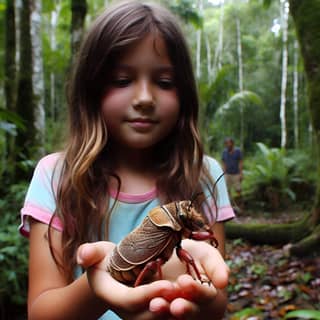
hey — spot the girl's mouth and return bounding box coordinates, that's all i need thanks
[127,118,157,131]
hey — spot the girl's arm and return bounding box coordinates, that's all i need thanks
[28,220,108,320]
[28,220,176,320]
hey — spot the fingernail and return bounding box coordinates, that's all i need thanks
[77,245,88,265]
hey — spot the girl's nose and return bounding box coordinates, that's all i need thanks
[132,79,154,110]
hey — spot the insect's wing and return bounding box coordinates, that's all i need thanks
[149,204,182,231]
[117,216,178,265]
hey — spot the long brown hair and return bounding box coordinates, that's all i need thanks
[51,0,215,281]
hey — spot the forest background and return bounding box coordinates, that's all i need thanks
[0,0,319,319]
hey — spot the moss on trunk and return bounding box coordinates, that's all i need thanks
[289,224,320,256]
[225,213,311,245]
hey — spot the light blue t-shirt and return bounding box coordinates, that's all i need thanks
[20,153,234,320]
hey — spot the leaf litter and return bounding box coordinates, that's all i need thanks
[223,238,320,319]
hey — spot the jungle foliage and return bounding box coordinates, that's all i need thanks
[0,0,319,318]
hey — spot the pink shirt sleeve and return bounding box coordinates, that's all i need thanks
[19,153,64,237]
[204,156,235,222]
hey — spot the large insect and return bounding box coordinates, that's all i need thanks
[106,196,219,287]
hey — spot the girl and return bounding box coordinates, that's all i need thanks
[20,1,235,319]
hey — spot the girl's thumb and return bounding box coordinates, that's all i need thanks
[77,241,115,268]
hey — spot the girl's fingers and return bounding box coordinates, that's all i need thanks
[169,297,199,319]
[175,274,217,304]
[182,239,229,289]
[107,278,176,311]
[200,250,229,289]
[149,297,171,315]
[77,241,115,268]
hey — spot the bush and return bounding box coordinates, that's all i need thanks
[0,182,29,318]
[242,143,315,211]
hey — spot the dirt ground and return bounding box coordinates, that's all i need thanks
[224,208,320,319]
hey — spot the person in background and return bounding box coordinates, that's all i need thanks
[222,137,243,204]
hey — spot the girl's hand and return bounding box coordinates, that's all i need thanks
[154,239,229,320]
[77,241,176,320]
[154,274,228,320]
[77,239,229,320]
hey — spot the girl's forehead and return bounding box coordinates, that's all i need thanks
[117,33,171,63]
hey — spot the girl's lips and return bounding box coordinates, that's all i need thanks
[127,118,157,131]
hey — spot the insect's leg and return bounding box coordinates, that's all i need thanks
[190,231,219,248]
[134,258,165,287]
[176,245,202,282]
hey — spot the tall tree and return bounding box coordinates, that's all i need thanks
[279,0,289,148]
[15,0,33,171]
[195,0,203,79]
[49,1,62,120]
[236,16,244,150]
[4,0,17,174]
[30,0,45,156]
[4,0,16,113]
[212,1,224,77]
[71,0,87,62]
[15,0,45,178]
[288,0,320,254]
[292,39,299,148]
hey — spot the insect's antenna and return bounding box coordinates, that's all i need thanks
[198,172,226,223]
[189,191,204,208]
[189,172,226,221]
[210,172,225,221]
[213,172,226,191]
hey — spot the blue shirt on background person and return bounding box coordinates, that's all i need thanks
[222,138,243,200]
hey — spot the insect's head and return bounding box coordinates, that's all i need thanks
[177,200,208,231]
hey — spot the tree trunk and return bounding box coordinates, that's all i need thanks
[30,0,45,157]
[205,34,212,82]
[226,213,311,245]
[71,0,87,63]
[49,2,62,120]
[280,0,289,149]
[213,1,224,77]
[15,0,45,179]
[195,0,203,79]
[4,0,16,113]
[15,0,34,175]
[236,17,244,150]
[4,0,16,177]
[288,0,320,253]
[293,39,299,148]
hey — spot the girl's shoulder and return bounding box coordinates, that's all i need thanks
[203,155,224,178]
[34,152,65,176]
[37,152,64,167]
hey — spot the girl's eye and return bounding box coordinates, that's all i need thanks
[157,78,175,90]
[111,78,131,87]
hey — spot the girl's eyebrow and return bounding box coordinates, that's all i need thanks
[115,63,174,73]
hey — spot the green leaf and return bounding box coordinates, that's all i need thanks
[231,307,262,320]
[284,310,320,320]
[262,0,273,9]
[0,108,26,131]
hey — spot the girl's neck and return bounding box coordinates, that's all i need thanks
[107,145,157,194]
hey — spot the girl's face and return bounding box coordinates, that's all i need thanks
[101,34,180,151]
